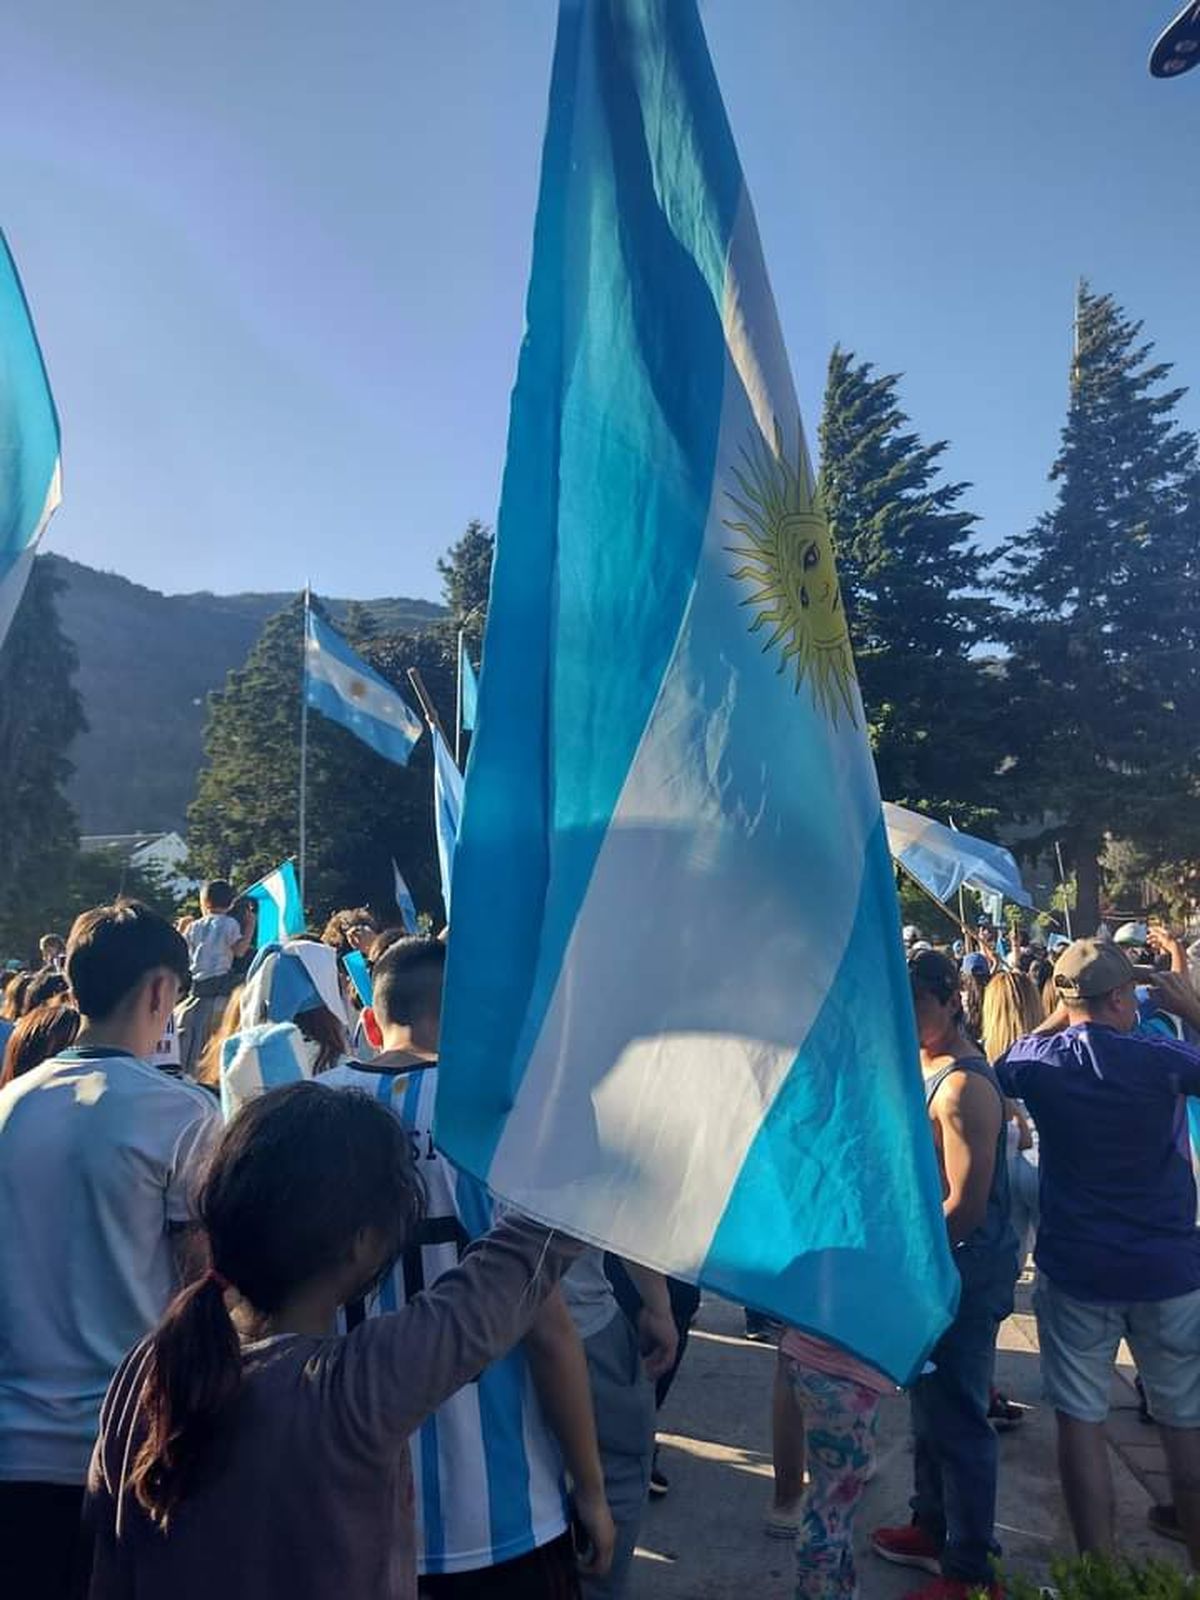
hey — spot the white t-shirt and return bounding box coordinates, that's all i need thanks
[186,913,242,980]
[0,1048,221,1483]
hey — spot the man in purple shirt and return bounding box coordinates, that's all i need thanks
[997,939,1200,1568]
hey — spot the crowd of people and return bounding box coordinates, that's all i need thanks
[2,891,1200,1599]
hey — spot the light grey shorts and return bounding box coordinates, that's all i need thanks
[1035,1274,1200,1428]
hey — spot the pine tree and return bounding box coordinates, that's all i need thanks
[1000,285,1200,933]
[819,347,1003,824]
[187,601,457,927]
[436,520,493,650]
[0,557,87,956]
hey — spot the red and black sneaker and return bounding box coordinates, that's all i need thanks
[870,1523,942,1575]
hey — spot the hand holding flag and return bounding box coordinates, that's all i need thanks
[435,0,957,1385]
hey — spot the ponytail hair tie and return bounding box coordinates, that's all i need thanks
[206,1266,232,1294]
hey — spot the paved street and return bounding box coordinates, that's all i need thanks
[631,1286,1188,1598]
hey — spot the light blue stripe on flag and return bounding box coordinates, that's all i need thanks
[306,608,422,766]
[459,638,480,732]
[432,727,464,919]
[393,858,419,935]
[452,1170,535,1557]
[436,0,957,1385]
[0,231,61,651]
[246,861,304,949]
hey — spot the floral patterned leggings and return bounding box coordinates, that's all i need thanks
[785,1359,881,1600]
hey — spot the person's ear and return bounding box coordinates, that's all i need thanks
[147,972,169,1019]
[362,1007,384,1049]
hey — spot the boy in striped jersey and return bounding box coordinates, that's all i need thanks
[323,937,615,1597]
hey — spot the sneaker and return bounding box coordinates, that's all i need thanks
[901,1582,1003,1600]
[763,1500,804,1539]
[649,1464,669,1498]
[743,1311,783,1343]
[987,1390,1024,1432]
[1149,1502,1186,1544]
[870,1523,942,1574]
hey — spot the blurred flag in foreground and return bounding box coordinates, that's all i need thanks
[245,860,304,948]
[459,637,480,732]
[432,727,464,921]
[305,608,422,766]
[392,858,419,935]
[437,0,957,1383]
[0,232,61,651]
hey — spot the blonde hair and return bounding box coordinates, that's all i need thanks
[981,970,1045,1064]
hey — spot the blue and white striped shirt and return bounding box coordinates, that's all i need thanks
[322,1063,569,1575]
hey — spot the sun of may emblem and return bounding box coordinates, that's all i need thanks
[723,421,858,726]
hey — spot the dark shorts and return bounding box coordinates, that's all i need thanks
[0,1481,90,1599]
[418,1531,580,1600]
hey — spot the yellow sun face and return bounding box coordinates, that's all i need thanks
[723,422,858,725]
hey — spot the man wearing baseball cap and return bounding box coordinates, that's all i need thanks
[996,939,1200,1567]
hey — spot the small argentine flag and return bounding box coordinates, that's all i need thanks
[0,231,62,652]
[432,726,464,920]
[392,858,418,935]
[436,0,958,1385]
[245,860,304,948]
[306,607,422,766]
[459,637,480,733]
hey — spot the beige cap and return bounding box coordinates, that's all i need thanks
[1053,938,1137,1001]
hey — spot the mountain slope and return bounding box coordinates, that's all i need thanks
[48,556,444,834]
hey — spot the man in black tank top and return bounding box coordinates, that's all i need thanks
[871,951,1018,1600]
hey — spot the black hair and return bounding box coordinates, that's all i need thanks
[24,969,69,1012]
[370,937,446,1030]
[130,1082,425,1525]
[908,948,961,1008]
[66,901,191,1022]
[201,881,235,912]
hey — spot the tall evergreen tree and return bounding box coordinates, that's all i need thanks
[187,526,485,927]
[819,347,1003,823]
[1000,284,1200,932]
[0,557,86,956]
[436,520,493,650]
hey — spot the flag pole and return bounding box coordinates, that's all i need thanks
[896,859,972,947]
[406,667,450,743]
[455,627,465,769]
[1054,839,1074,940]
[299,585,310,911]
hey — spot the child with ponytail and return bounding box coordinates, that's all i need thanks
[84,1081,584,1600]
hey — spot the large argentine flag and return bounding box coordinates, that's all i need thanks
[305,608,422,765]
[437,0,957,1383]
[0,232,61,652]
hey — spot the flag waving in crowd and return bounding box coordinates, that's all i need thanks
[437,0,957,1384]
[0,230,61,651]
[304,604,422,766]
[431,725,464,919]
[243,860,305,948]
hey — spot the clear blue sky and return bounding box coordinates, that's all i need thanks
[3,2,1197,603]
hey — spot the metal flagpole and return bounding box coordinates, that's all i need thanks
[455,627,465,769]
[1055,839,1073,940]
[299,585,310,911]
